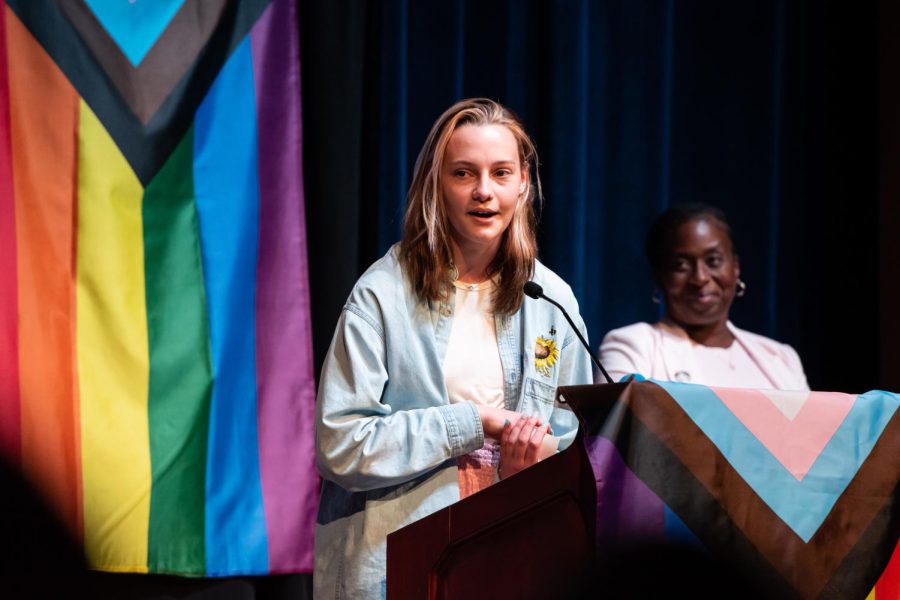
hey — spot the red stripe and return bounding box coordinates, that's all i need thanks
[875,540,900,599]
[0,5,21,463]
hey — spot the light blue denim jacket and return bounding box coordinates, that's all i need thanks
[314,246,592,598]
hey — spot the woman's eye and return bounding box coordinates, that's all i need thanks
[671,259,689,272]
[707,255,723,268]
[453,170,469,178]
[494,169,511,177]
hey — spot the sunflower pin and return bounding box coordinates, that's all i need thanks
[533,335,559,377]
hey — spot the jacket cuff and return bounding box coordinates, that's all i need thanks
[438,402,484,457]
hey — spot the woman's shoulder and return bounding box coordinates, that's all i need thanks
[531,260,588,322]
[729,322,805,370]
[597,322,662,382]
[729,322,808,388]
[345,245,408,310]
[532,259,567,287]
[601,322,659,345]
[728,322,797,356]
[532,260,576,300]
[356,243,402,280]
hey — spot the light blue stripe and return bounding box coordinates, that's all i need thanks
[656,380,898,542]
[84,0,184,66]
[194,37,269,575]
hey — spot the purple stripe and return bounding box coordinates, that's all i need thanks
[251,0,318,572]
[586,435,665,549]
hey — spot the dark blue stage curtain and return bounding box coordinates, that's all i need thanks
[301,0,881,393]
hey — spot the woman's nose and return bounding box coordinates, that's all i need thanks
[473,174,492,201]
[690,262,710,284]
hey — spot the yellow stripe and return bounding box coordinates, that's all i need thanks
[865,588,876,600]
[76,102,150,572]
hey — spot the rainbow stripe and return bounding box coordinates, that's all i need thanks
[0,0,317,576]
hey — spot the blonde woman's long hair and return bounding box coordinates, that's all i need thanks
[399,98,542,315]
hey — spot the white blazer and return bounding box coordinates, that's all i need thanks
[597,320,809,391]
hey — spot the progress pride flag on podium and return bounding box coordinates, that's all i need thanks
[0,0,318,576]
[581,379,899,599]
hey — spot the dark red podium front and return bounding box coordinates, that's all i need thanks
[386,385,626,599]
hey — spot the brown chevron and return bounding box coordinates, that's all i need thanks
[58,0,229,125]
[618,381,900,599]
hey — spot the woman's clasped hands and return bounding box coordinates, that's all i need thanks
[475,405,558,480]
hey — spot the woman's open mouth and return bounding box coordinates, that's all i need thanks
[468,209,498,220]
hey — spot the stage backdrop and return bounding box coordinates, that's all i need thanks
[300,0,883,394]
[0,0,318,576]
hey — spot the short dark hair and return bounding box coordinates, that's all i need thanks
[645,203,735,272]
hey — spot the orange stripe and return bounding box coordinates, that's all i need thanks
[7,7,82,540]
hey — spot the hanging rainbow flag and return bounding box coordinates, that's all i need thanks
[0,0,318,576]
[574,380,900,598]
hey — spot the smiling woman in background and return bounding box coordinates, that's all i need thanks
[598,203,808,390]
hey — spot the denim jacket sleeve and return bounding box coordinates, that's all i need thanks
[315,297,484,493]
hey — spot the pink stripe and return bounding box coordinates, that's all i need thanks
[712,387,855,480]
[0,5,21,462]
[251,0,318,572]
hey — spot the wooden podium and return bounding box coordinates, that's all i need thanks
[386,385,625,599]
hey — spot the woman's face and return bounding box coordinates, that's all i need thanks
[441,123,524,258]
[658,218,740,329]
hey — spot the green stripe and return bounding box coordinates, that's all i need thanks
[143,126,212,574]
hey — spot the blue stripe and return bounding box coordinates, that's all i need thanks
[194,38,269,575]
[656,380,898,542]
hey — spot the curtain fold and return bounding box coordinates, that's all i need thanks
[302,0,881,392]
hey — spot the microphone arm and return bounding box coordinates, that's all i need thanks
[524,281,614,384]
